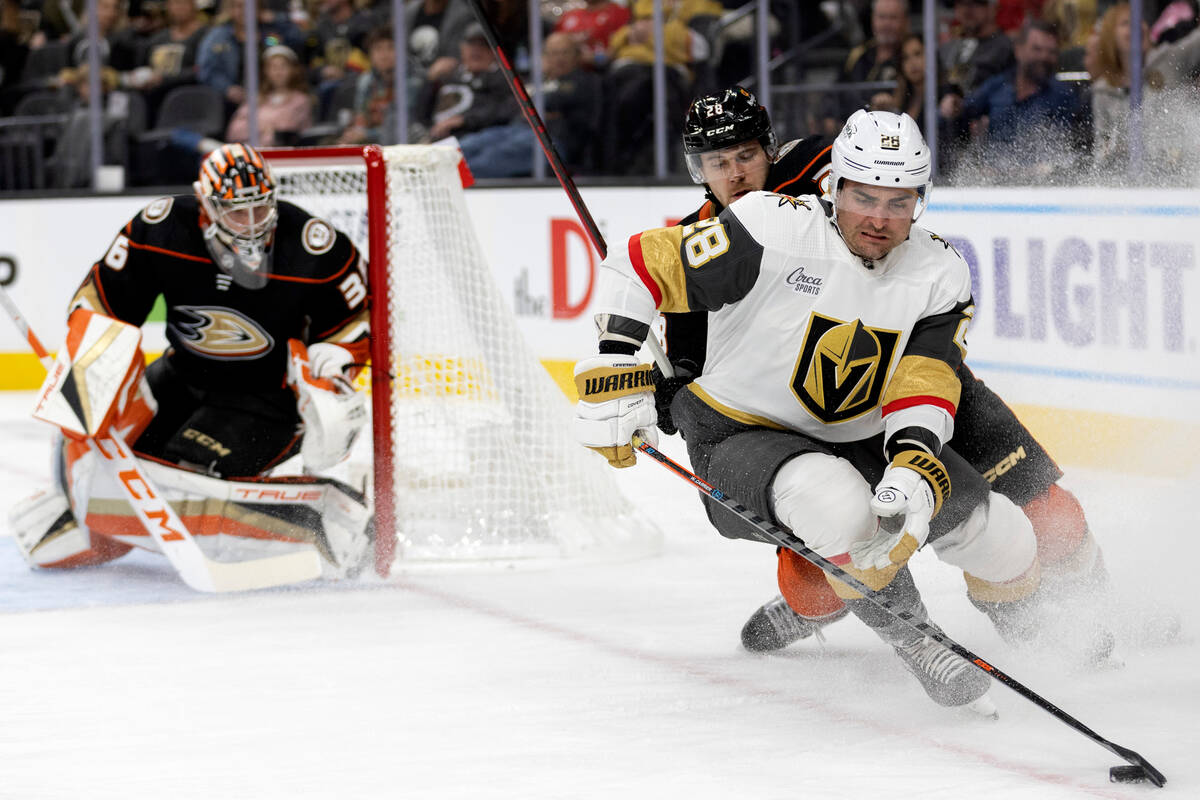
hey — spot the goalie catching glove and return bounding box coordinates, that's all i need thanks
[287,340,367,473]
[574,355,657,468]
[850,450,950,571]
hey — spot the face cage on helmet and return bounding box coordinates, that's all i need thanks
[684,130,778,185]
[207,193,278,249]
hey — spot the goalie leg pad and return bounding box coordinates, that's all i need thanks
[72,455,371,577]
[8,488,132,568]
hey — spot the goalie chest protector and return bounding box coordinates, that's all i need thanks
[78,196,366,393]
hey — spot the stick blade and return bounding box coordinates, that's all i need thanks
[179,549,324,593]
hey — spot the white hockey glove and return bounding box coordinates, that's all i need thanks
[287,340,367,473]
[573,354,657,468]
[849,451,950,571]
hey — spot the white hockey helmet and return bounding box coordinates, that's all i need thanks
[194,143,278,289]
[829,109,932,220]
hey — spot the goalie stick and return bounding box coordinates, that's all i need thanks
[0,286,323,592]
[631,434,1167,788]
[462,0,675,379]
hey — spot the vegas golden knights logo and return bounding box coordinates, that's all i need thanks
[792,314,900,423]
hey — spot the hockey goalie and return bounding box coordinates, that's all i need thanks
[8,144,374,587]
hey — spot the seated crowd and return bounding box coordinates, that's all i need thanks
[1,0,1199,189]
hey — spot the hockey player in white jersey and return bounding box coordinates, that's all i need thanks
[575,110,1051,712]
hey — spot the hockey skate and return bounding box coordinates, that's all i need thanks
[740,595,849,652]
[972,591,1119,669]
[845,568,996,715]
[892,628,995,713]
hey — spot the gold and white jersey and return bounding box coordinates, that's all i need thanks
[594,191,975,445]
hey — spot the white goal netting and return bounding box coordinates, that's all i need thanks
[270,145,661,572]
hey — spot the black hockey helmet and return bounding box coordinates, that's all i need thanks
[682,86,777,183]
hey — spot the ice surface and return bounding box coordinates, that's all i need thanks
[0,391,1195,799]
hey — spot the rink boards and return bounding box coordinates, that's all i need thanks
[1,185,1196,476]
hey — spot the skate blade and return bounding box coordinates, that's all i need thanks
[965,693,999,720]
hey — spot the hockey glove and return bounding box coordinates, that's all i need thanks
[850,450,950,571]
[306,342,357,380]
[287,340,367,473]
[650,358,699,436]
[574,355,658,468]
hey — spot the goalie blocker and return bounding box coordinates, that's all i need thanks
[9,309,372,580]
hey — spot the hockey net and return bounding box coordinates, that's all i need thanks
[264,145,661,575]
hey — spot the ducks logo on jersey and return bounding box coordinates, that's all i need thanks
[792,314,900,423]
[171,306,275,360]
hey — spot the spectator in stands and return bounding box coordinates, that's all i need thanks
[1150,0,1198,46]
[457,31,603,177]
[604,0,717,174]
[0,0,30,113]
[1090,2,1146,171]
[1043,0,1099,71]
[339,24,399,144]
[225,43,313,145]
[132,0,210,118]
[1140,2,1200,180]
[939,0,1013,99]
[314,0,376,51]
[406,0,475,85]
[555,0,631,69]
[823,0,909,135]
[873,32,948,138]
[62,0,141,75]
[196,0,304,112]
[941,18,1089,182]
[420,22,518,144]
[995,0,1048,34]
[305,0,374,122]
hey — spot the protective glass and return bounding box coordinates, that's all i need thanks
[685,141,769,185]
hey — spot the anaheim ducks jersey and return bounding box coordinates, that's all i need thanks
[71,196,369,393]
[680,136,834,226]
[597,191,974,444]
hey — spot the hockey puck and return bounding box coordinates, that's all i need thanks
[1109,765,1148,783]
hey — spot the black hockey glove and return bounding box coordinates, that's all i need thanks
[650,358,699,436]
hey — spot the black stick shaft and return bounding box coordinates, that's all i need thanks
[463,0,608,258]
[633,436,1166,787]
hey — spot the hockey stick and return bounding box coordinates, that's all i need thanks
[631,434,1166,788]
[461,0,674,379]
[0,286,322,592]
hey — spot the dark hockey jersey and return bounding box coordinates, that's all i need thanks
[669,137,834,367]
[71,196,370,393]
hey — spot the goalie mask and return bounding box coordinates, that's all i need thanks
[194,144,278,290]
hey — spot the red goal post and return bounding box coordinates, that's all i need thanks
[262,144,661,576]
